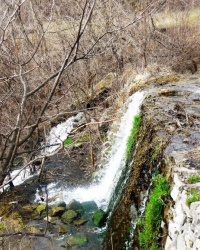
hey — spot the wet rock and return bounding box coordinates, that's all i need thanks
[50,206,65,217]
[66,235,88,247]
[81,201,98,213]
[92,209,107,227]
[66,199,83,213]
[43,215,59,223]
[57,201,67,208]
[73,219,87,226]
[36,204,46,216]
[61,210,78,224]
[58,224,69,234]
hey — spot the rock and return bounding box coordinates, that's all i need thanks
[92,209,107,227]
[57,201,67,208]
[67,235,88,247]
[81,201,98,213]
[36,204,46,216]
[61,210,78,224]
[43,216,59,223]
[26,225,40,234]
[58,224,69,234]
[50,206,65,217]
[73,219,87,226]
[66,199,83,213]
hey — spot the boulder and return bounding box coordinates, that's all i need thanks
[58,224,69,234]
[36,204,46,216]
[50,206,65,217]
[67,199,83,213]
[92,209,107,227]
[73,219,88,226]
[81,201,98,213]
[61,210,78,224]
[67,235,88,247]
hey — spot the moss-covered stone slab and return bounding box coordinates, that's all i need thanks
[92,209,107,227]
[61,210,78,224]
[67,235,88,246]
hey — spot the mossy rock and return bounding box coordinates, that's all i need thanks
[92,209,107,227]
[50,206,65,217]
[73,219,88,226]
[26,225,40,234]
[36,204,46,215]
[20,205,37,218]
[58,224,69,234]
[67,235,88,246]
[61,210,78,224]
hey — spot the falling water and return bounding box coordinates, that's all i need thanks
[43,112,83,154]
[35,91,145,210]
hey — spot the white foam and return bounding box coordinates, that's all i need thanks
[43,112,83,153]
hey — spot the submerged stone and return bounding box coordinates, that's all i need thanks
[61,210,78,224]
[67,235,88,246]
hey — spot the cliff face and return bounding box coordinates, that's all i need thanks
[103,74,200,249]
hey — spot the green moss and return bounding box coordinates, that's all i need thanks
[151,142,162,160]
[64,135,90,146]
[0,222,6,231]
[36,204,46,215]
[186,189,200,206]
[188,175,200,184]
[67,235,88,246]
[139,174,170,250]
[92,209,107,227]
[64,138,74,145]
[126,114,142,162]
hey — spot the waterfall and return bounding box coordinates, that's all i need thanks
[43,112,83,154]
[35,91,145,210]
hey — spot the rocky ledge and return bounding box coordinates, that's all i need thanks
[146,74,200,250]
[103,74,200,249]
